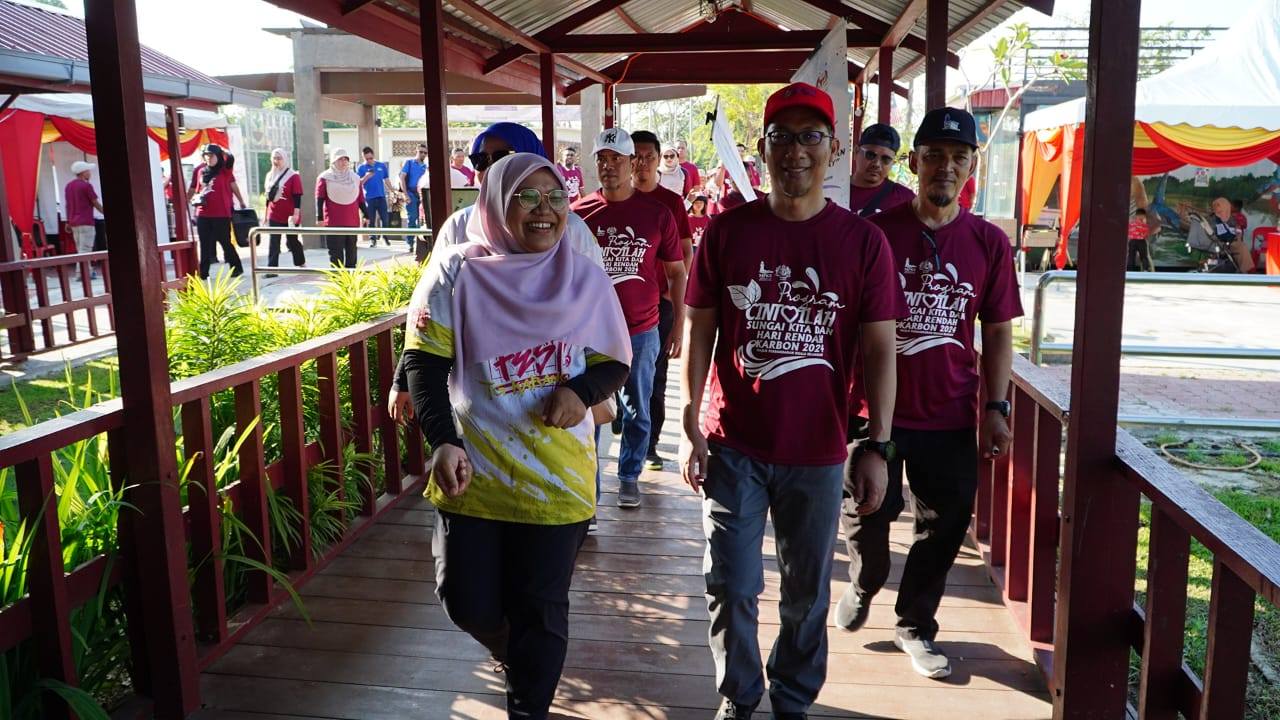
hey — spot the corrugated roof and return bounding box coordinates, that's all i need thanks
[0,0,225,87]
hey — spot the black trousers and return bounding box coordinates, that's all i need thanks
[433,510,588,720]
[1126,239,1151,271]
[267,219,305,267]
[841,427,978,641]
[196,216,243,279]
[326,234,357,268]
[647,297,674,457]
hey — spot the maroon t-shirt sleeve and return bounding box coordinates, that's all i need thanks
[978,228,1023,323]
[656,209,682,263]
[286,173,303,198]
[685,217,722,309]
[858,224,909,323]
[315,176,327,198]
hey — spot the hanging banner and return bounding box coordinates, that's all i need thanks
[705,96,758,203]
[790,25,851,208]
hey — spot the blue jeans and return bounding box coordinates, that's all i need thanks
[617,327,659,482]
[363,195,388,240]
[405,196,420,248]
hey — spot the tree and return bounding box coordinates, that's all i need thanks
[377,105,425,129]
[1139,24,1212,77]
[973,23,1085,155]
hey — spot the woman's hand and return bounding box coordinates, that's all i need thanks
[542,387,587,428]
[387,390,413,427]
[431,444,472,498]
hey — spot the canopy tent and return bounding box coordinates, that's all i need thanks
[0,94,229,237]
[1019,0,1280,267]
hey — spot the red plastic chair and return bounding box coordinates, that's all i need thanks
[1252,226,1275,271]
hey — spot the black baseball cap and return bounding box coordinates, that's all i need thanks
[858,123,901,153]
[914,107,979,149]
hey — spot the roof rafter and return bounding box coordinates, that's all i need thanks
[614,7,647,33]
[444,0,612,84]
[854,0,925,84]
[548,29,882,54]
[339,0,379,15]
[794,0,958,67]
[482,0,633,74]
[896,0,1021,77]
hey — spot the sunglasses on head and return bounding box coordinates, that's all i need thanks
[861,149,896,165]
[513,188,569,211]
[469,149,512,171]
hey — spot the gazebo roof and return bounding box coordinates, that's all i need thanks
[264,0,1054,97]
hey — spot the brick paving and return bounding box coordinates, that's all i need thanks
[1042,365,1280,421]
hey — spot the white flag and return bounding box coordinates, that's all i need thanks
[791,25,851,208]
[706,96,758,203]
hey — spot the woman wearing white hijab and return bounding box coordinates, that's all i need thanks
[315,147,366,268]
[403,153,630,719]
[263,148,304,272]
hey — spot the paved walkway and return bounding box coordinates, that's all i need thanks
[1042,363,1280,422]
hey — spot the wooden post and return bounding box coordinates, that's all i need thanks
[418,0,452,234]
[541,53,557,159]
[82,1,200,716]
[925,0,948,108]
[164,106,193,276]
[0,146,35,356]
[1051,0,1142,716]
[877,49,894,124]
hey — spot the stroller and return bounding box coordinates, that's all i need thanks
[1185,211,1241,273]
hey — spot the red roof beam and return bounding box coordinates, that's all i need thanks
[614,7,647,33]
[483,0,634,74]
[445,0,612,85]
[339,0,379,14]
[795,0,959,67]
[855,0,926,84]
[547,29,883,54]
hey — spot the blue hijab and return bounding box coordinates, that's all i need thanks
[469,122,546,158]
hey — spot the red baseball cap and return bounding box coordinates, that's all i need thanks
[763,82,836,133]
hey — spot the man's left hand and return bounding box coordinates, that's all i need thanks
[980,411,1013,459]
[850,451,888,515]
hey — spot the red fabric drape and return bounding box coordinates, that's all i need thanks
[149,128,229,161]
[47,116,100,154]
[1139,122,1280,168]
[1131,146,1186,176]
[1054,125,1086,269]
[0,109,47,231]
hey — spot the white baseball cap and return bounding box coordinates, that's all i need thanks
[71,161,96,175]
[593,128,634,157]
[330,147,351,163]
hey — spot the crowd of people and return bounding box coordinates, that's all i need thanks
[382,83,1022,720]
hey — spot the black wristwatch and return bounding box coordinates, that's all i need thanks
[985,400,1011,418]
[859,439,897,462]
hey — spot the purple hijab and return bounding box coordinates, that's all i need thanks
[451,153,630,379]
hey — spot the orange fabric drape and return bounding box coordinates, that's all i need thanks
[1054,125,1086,269]
[1020,129,1065,224]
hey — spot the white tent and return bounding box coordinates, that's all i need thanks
[1025,0,1280,132]
[8,92,228,129]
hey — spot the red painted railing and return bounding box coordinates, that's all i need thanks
[0,311,426,717]
[976,353,1280,717]
[0,241,195,362]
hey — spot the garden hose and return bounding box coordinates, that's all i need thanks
[1158,439,1263,472]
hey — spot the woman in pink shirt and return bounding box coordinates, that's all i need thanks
[316,147,367,268]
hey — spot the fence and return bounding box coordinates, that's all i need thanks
[0,310,426,718]
[244,226,434,302]
[0,241,196,363]
[975,352,1280,717]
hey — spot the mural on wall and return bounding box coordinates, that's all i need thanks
[1143,161,1279,268]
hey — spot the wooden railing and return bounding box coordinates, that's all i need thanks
[0,311,426,716]
[975,353,1280,717]
[0,241,195,362]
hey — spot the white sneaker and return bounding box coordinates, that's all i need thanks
[894,631,952,679]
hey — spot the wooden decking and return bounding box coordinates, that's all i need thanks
[196,396,1051,719]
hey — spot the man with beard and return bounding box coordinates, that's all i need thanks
[682,83,902,720]
[836,107,1023,681]
[848,124,914,218]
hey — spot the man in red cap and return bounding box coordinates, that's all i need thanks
[681,82,905,720]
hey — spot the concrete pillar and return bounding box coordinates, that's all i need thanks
[579,85,604,194]
[357,104,377,157]
[293,44,323,230]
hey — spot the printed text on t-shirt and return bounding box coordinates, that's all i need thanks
[728,265,844,380]
[897,258,975,355]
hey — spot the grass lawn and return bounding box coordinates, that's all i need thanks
[0,358,119,434]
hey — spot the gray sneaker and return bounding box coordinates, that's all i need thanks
[833,586,872,632]
[894,630,951,679]
[617,480,641,508]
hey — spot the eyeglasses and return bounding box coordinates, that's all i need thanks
[765,130,834,146]
[513,188,569,211]
[920,230,942,274]
[861,149,896,165]
[469,149,512,171]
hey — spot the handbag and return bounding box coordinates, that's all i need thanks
[232,207,260,248]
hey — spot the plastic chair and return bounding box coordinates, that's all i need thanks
[1252,226,1275,271]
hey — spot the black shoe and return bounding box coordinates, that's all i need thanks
[715,698,758,720]
[230,268,244,278]
[772,714,806,720]
[264,273,279,278]
[834,586,872,632]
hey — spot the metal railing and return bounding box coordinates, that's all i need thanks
[244,226,433,302]
[1029,271,1280,364]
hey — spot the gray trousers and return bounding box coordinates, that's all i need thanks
[702,442,844,713]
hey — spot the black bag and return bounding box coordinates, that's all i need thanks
[232,208,260,247]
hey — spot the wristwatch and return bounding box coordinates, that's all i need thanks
[985,400,1011,418]
[860,439,897,462]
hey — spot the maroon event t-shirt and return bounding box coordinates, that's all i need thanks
[680,161,701,195]
[558,164,585,203]
[849,179,915,218]
[641,185,692,298]
[689,214,710,249]
[868,204,1024,430]
[316,177,365,228]
[686,200,906,465]
[193,167,235,219]
[64,179,97,226]
[267,173,303,224]
[573,189,682,335]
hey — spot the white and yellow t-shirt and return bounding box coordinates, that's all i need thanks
[407,248,612,525]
